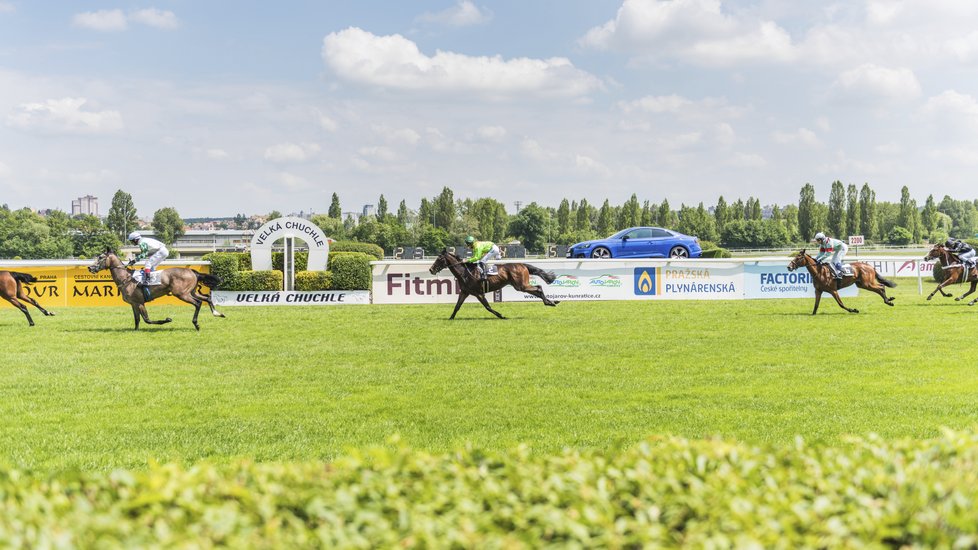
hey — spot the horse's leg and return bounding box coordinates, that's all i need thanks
[138,303,172,325]
[474,293,505,319]
[812,290,822,315]
[929,271,958,299]
[956,277,978,301]
[961,281,978,303]
[510,271,558,306]
[173,291,203,331]
[193,289,225,317]
[132,304,140,330]
[859,275,894,306]
[829,290,858,313]
[449,292,468,320]
[16,286,54,316]
[5,296,34,326]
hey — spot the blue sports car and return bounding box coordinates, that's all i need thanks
[566,226,703,259]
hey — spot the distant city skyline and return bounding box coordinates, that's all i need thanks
[3,1,978,217]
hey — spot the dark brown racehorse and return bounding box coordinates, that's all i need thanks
[924,244,978,304]
[787,250,896,314]
[0,271,55,326]
[88,249,225,330]
[428,250,559,319]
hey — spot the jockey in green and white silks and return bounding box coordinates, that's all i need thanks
[813,232,847,279]
[464,236,501,280]
[128,231,169,285]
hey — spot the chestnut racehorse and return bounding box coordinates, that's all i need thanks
[787,250,896,314]
[924,244,978,304]
[88,249,225,331]
[428,249,559,319]
[0,271,55,326]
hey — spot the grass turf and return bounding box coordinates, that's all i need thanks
[1,280,976,471]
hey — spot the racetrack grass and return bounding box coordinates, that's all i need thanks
[1,279,976,471]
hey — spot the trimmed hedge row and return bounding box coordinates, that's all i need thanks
[202,249,372,291]
[5,431,978,547]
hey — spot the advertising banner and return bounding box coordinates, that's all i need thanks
[372,261,469,304]
[498,260,744,302]
[743,263,858,299]
[211,290,369,306]
[0,262,210,307]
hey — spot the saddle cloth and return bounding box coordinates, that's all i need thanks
[837,265,854,277]
[485,264,498,276]
[132,270,163,285]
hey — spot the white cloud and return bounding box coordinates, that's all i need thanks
[73,10,128,32]
[322,27,602,99]
[276,172,312,190]
[923,89,978,118]
[357,146,400,162]
[0,3,15,14]
[580,0,795,65]
[6,97,123,134]
[729,152,767,167]
[475,125,507,142]
[317,112,338,132]
[129,8,179,30]
[417,1,492,27]
[773,127,821,147]
[72,8,179,32]
[372,125,421,146]
[263,142,321,163]
[618,94,746,119]
[831,64,921,102]
[205,148,229,160]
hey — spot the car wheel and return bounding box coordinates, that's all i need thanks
[590,247,612,259]
[669,246,689,258]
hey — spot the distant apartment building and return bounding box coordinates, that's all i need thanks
[71,195,98,217]
[362,204,375,218]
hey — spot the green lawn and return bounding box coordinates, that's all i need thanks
[2,280,977,472]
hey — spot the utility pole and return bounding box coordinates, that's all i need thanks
[514,201,522,213]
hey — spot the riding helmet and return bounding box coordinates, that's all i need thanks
[813,232,826,242]
[465,235,475,245]
[127,231,141,242]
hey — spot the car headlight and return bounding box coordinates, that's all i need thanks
[580,243,591,248]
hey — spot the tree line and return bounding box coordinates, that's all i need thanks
[0,190,185,259]
[2,183,976,259]
[316,182,977,253]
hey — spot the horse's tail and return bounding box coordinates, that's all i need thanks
[10,271,37,284]
[525,264,557,284]
[876,271,897,288]
[194,270,223,289]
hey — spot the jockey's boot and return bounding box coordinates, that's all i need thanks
[139,269,152,301]
[479,262,488,292]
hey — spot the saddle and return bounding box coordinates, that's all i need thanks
[132,270,163,286]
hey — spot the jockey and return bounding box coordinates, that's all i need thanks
[813,232,847,280]
[128,231,169,287]
[464,235,501,282]
[946,237,976,268]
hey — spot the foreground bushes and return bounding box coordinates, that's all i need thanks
[5,431,978,547]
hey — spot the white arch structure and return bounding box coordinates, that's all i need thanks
[250,217,329,289]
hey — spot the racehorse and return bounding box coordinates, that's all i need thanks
[0,271,55,326]
[428,249,559,319]
[88,249,225,331]
[924,244,978,304]
[787,250,896,314]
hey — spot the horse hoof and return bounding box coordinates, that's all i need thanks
[851,309,859,314]
[47,312,56,316]
[164,318,173,323]
[956,298,962,301]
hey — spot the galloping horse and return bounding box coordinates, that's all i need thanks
[787,250,896,314]
[428,250,559,319]
[924,244,978,304]
[0,271,55,326]
[89,249,225,330]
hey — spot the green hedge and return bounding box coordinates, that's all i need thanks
[329,252,372,290]
[331,241,384,260]
[700,247,732,258]
[7,431,978,546]
[295,271,332,291]
[204,251,370,291]
[233,270,282,291]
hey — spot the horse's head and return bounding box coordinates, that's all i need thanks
[924,244,945,261]
[786,249,808,272]
[88,247,117,274]
[429,249,449,275]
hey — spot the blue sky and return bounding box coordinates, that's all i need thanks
[2,1,978,217]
